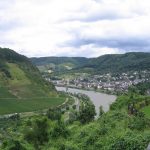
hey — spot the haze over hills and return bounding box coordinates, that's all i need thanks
[31,52,150,74]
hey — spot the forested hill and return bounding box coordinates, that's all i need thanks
[30,56,89,72]
[31,56,88,66]
[77,52,150,74]
[0,47,55,99]
[31,52,150,74]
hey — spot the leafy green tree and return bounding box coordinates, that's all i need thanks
[128,115,148,131]
[50,121,69,138]
[78,102,96,124]
[24,118,49,149]
[2,140,26,150]
[110,132,150,150]
[99,105,105,117]
[47,108,61,121]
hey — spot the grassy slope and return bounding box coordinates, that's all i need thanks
[0,48,66,115]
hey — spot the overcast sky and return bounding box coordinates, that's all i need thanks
[0,0,150,57]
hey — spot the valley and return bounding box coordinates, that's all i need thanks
[0,48,150,150]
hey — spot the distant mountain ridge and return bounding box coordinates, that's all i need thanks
[31,52,150,74]
[31,56,88,66]
[77,52,150,74]
[31,57,89,72]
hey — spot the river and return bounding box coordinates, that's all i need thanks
[56,86,116,115]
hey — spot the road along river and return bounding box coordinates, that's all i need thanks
[56,86,116,116]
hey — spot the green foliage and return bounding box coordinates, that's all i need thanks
[128,115,149,130]
[24,118,49,149]
[47,108,61,121]
[2,140,26,150]
[142,105,150,118]
[50,121,69,138]
[78,101,96,124]
[99,105,105,116]
[128,82,150,96]
[110,132,150,150]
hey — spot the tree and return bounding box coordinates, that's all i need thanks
[99,105,105,117]
[78,102,96,124]
[2,140,26,150]
[47,108,61,121]
[50,121,69,138]
[24,118,49,149]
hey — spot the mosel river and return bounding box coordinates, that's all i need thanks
[56,86,116,116]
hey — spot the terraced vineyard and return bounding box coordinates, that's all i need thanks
[0,48,67,115]
[0,97,66,115]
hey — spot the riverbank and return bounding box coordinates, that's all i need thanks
[55,84,119,95]
[56,86,117,116]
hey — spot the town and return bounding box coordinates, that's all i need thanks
[47,70,150,94]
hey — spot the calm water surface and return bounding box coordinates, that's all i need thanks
[56,86,116,115]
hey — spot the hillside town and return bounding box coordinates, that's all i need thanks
[48,70,150,94]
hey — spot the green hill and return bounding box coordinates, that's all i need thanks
[0,48,66,114]
[31,57,88,73]
[77,52,150,74]
[31,52,150,75]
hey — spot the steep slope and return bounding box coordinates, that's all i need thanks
[0,48,56,98]
[0,48,66,114]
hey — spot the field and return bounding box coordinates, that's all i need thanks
[0,97,66,115]
[142,106,150,118]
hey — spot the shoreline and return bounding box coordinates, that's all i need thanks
[55,84,117,96]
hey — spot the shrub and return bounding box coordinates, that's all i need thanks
[47,108,61,121]
[24,118,49,149]
[50,121,69,138]
[78,102,96,124]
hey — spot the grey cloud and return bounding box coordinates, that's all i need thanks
[62,12,125,23]
[61,35,150,53]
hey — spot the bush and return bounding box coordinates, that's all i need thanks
[99,106,104,117]
[24,118,49,149]
[72,105,76,110]
[78,102,96,124]
[47,108,61,121]
[50,121,69,138]
[128,115,149,130]
[110,132,150,150]
[2,140,26,150]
